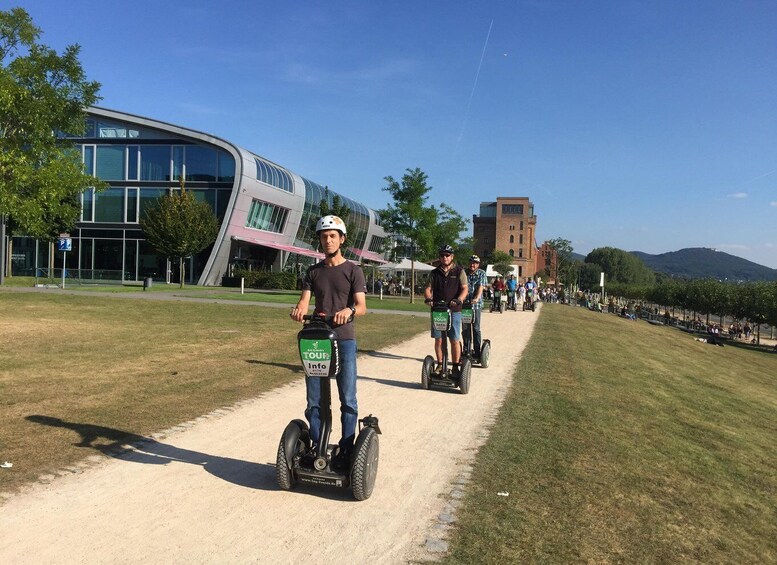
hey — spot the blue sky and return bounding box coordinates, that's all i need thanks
[18,0,777,268]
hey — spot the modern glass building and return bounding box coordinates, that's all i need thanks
[9,107,387,285]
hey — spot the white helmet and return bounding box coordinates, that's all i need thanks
[316,215,347,236]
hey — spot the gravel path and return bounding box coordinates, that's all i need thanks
[0,303,540,564]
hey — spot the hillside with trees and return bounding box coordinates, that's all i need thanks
[630,248,777,281]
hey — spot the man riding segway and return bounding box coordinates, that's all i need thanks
[463,254,488,364]
[289,215,367,471]
[424,244,468,377]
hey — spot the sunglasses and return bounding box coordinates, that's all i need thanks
[439,253,452,258]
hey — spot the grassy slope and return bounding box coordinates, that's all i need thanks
[442,305,776,564]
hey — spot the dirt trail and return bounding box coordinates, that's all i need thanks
[0,305,540,564]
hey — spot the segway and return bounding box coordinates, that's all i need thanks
[489,290,505,313]
[421,301,471,393]
[506,288,517,311]
[461,300,491,368]
[523,292,536,312]
[276,314,381,501]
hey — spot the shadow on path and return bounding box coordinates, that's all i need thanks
[26,415,276,490]
[245,359,302,373]
[362,349,424,362]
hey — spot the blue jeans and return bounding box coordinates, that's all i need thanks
[462,307,482,357]
[305,339,358,451]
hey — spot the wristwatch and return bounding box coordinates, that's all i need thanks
[349,306,356,316]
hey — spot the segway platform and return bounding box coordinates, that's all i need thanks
[276,315,381,500]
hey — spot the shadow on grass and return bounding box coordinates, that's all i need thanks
[245,359,303,373]
[26,415,277,491]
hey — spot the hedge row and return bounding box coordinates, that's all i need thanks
[232,269,296,290]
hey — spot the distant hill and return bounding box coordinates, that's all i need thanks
[629,248,777,281]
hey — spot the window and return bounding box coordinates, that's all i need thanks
[127,146,139,180]
[369,235,385,253]
[255,158,293,192]
[94,188,125,222]
[218,152,235,182]
[519,234,523,244]
[186,146,218,181]
[509,235,514,243]
[502,204,524,215]
[519,266,523,276]
[83,146,95,175]
[82,189,94,221]
[126,188,138,223]
[509,249,514,257]
[246,200,289,233]
[96,145,125,180]
[518,248,523,258]
[520,221,524,230]
[140,145,171,181]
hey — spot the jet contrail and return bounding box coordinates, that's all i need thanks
[454,19,493,156]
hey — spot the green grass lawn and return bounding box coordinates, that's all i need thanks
[0,291,428,494]
[441,304,776,564]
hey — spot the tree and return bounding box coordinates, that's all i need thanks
[488,250,513,278]
[585,247,655,286]
[140,179,219,288]
[578,262,602,292]
[0,8,103,271]
[432,203,470,259]
[379,167,437,303]
[546,237,574,285]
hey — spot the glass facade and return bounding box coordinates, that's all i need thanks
[246,200,289,233]
[294,177,369,252]
[12,110,385,284]
[255,158,293,192]
[17,115,238,283]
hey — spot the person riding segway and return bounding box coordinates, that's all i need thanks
[421,245,470,393]
[462,254,491,368]
[523,276,537,312]
[506,274,518,311]
[279,215,380,500]
[490,276,505,313]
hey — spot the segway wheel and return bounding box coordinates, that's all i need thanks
[532,301,536,312]
[276,419,308,490]
[351,427,379,501]
[459,358,472,394]
[499,301,505,314]
[421,355,434,390]
[480,341,491,368]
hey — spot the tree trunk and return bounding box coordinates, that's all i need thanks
[179,257,185,289]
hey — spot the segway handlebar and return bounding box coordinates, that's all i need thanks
[302,313,354,324]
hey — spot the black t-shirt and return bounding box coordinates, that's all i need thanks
[302,260,366,340]
[429,264,467,313]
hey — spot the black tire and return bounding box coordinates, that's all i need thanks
[421,355,434,389]
[276,420,307,490]
[532,301,536,312]
[459,358,471,394]
[499,301,505,314]
[480,341,491,368]
[351,427,379,501]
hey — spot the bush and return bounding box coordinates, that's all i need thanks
[233,268,296,290]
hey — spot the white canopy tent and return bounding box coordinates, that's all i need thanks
[484,264,519,278]
[377,257,435,273]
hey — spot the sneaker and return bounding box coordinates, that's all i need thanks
[434,363,444,375]
[451,363,461,377]
[331,447,351,472]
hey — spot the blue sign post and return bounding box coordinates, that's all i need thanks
[57,236,72,288]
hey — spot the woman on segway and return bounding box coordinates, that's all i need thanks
[424,245,468,376]
[290,215,367,470]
